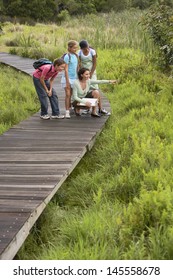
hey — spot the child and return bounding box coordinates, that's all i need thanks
[61,40,79,118]
[78,39,97,86]
[72,67,117,117]
[33,58,65,120]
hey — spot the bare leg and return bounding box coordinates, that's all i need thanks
[92,89,111,116]
[64,87,72,110]
[64,87,72,118]
[91,89,101,113]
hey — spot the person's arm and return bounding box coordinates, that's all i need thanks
[40,74,51,96]
[62,54,71,89]
[40,76,55,97]
[72,83,84,103]
[40,66,57,96]
[64,63,70,90]
[40,76,49,93]
[78,54,82,69]
[90,54,96,78]
[39,65,53,96]
[90,79,118,85]
[48,75,57,96]
[73,82,91,107]
[77,51,81,71]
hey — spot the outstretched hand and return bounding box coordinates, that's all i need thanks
[110,80,118,84]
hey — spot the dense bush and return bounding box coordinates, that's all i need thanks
[1,0,173,22]
[2,0,56,21]
[141,3,173,70]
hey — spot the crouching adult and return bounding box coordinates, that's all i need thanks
[72,67,117,117]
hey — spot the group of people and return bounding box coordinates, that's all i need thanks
[33,39,117,120]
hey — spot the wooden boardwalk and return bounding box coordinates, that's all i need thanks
[0,52,111,259]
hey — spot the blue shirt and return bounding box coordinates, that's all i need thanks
[63,53,78,79]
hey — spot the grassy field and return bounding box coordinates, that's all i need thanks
[0,64,39,134]
[1,10,173,260]
[0,10,154,60]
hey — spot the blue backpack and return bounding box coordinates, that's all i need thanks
[33,58,53,72]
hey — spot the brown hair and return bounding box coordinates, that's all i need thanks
[67,40,78,51]
[53,58,65,67]
[78,67,90,80]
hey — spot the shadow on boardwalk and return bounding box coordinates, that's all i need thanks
[0,52,111,259]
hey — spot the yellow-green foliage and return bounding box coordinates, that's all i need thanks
[0,10,154,60]
[0,64,39,134]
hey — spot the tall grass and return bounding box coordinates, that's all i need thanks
[0,10,154,60]
[0,64,39,134]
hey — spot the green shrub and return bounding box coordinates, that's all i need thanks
[141,4,173,70]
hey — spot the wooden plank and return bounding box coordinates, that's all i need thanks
[0,213,30,251]
[0,152,81,160]
[0,176,63,185]
[0,199,43,212]
[0,165,70,175]
[0,184,55,189]
[0,189,51,200]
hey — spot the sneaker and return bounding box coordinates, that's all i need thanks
[82,109,90,115]
[98,108,111,116]
[65,111,71,119]
[40,114,50,120]
[51,115,65,119]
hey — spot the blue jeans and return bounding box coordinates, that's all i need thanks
[33,76,60,116]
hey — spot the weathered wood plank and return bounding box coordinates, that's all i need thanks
[0,164,70,174]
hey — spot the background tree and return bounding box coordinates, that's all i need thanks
[27,0,56,21]
[2,0,56,21]
[130,0,173,9]
[1,0,173,22]
[55,0,96,15]
[142,3,173,70]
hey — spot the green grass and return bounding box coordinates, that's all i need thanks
[0,10,154,60]
[0,64,39,134]
[16,47,173,260]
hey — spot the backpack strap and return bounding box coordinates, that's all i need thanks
[68,53,71,63]
[38,64,52,73]
[68,53,79,64]
[63,53,71,63]
[48,65,52,73]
